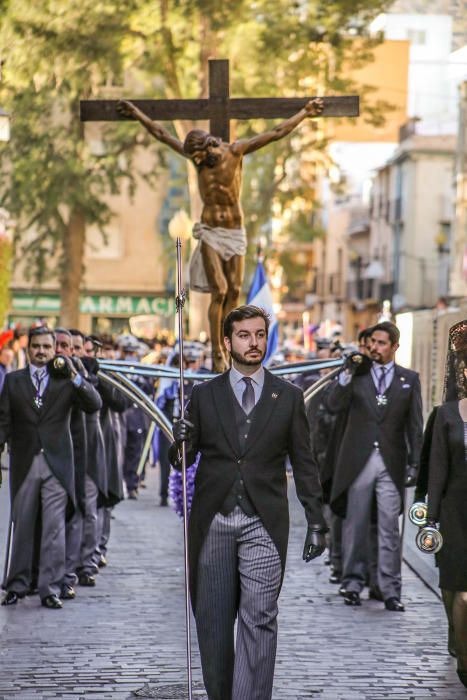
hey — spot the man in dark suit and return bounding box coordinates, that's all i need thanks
[0,326,102,609]
[69,329,108,587]
[328,321,423,611]
[172,305,326,700]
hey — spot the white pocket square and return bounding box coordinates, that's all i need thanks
[402,384,410,389]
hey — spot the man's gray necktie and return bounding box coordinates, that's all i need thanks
[241,377,255,414]
[378,366,387,394]
[35,369,46,396]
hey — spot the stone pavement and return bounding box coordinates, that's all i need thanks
[0,465,465,700]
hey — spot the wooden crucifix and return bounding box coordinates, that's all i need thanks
[81,59,359,371]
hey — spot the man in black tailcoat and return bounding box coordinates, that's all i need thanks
[172,304,326,700]
[0,327,102,609]
[328,321,423,611]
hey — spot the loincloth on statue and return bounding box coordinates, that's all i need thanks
[189,222,247,294]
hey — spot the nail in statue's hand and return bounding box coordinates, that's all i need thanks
[303,527,326,562]
[116,100,137,118]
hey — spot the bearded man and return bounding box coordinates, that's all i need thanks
[170,304,326,700]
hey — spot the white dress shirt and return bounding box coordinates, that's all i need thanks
[229,365,265,408]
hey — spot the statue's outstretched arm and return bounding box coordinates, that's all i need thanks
[232,98,323,156]
[117,100,186,157]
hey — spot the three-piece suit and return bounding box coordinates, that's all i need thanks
[0,367,101,600]
[328,363,423,600]
[172,367,325,700]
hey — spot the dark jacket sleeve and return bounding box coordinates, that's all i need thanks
[324,376,353,415]
[72,377,103,414]
[98,380,131,413]
[0,374,11,446]
[426,407,449,521]
[405,373,423,467]
[414,406,438,501]
[168,385,200,470]
[287,387,326,530]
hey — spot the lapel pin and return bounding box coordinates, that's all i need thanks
[272,392,278,399]
[400,377,405,382]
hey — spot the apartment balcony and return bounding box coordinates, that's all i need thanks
[346,279,394,305]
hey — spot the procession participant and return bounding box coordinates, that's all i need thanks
[425,319,467,689]
[95,386,129,567]
[349,327,382,600]
[83,335,103,358]
[156,352,195,507]
[117,97,324,371]
[0,326,101,609]
[171,304,326,700]
[121,340,152,500]
[328,322,423,610]
[357,327,373,355]
[92,338,128,566]
[55,328,87,600]
[70,329,107,587]
[11,326,28,370]
[0,345,14,394]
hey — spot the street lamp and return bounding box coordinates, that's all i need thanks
[168,209,192,243]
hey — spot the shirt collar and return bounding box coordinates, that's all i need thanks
[230,364,265,387]
[372,360,395,371]
[29,364,48,378]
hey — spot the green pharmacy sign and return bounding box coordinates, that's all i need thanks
[11,293,175,317]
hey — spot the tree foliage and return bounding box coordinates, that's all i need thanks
[0,0,394,322]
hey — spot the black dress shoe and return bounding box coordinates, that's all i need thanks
[160,496,168,507]
[41,594,63,609]
[78,573,96,587]
[343,591,361,606]
[329,571,342,584]
[338,585,347,597]
[384,597,405,612]
[368,586,384,601]
[1,591,22,606]
[60,584,76,600]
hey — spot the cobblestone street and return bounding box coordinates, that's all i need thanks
[0,466,464,700]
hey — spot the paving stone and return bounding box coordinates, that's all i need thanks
[0,467,465,699]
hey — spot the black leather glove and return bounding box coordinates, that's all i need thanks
[302,526,326,562]
[343,352,372,376]
[405,465,418,488]
[173,418,194,446]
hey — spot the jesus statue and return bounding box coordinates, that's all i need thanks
[117,97,323,371]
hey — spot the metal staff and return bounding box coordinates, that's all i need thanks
[175,237,193,700]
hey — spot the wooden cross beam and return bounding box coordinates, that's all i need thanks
[80,59,359,142]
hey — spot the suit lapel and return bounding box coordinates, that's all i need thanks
[243,370,282,455]
[18,368,42,415]
[40,376,62,420]
[212,372,241,457]
[361,371,378,413]
[375,364,402,422]
[385,364,404,403]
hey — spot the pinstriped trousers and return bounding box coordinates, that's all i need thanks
[195,506,282,700]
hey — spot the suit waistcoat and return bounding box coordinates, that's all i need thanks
[219,387,257,517]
